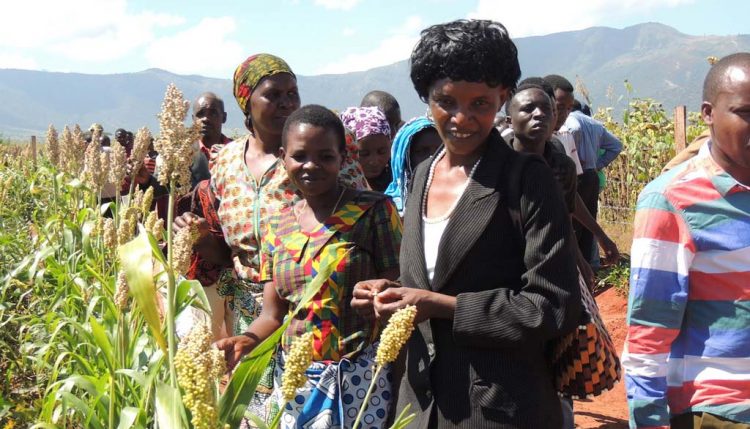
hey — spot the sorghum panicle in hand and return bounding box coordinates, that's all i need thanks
[375,305,417,367]
[172,223,198,275]
[280,332,314,402]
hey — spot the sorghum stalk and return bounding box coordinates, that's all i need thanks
[110,139,127,231]
[109,272,130,429]
[166,190,179,389]
[353,305,417,429]
[155,83,198,393]
[114,308,128,429]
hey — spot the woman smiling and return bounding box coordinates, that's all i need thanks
[224,105,402,428]
[176,54,369,421]
[352,20,582,428]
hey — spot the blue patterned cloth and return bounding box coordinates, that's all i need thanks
[269,345,392,429]
[384,117,435,213]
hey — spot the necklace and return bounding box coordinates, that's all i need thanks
[294,185,347,223]
[422,147,483,223]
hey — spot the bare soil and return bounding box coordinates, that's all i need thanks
[574,285,629,428]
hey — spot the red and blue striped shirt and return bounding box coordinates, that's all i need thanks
[623,142,750,428]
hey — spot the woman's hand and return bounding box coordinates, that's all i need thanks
[133,164,151,185]
[173,212,210,240]
[214,334,254,371]
[373,287,456,324]
[174,212,232,265]
[352,279,400,321]
[215,283,287,371]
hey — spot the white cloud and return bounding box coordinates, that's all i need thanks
[342,27,356,37]
[0,0,183,63]
[144,17,244,78]
[0,0,182,47]
[0,53,39,70]
[313,0,362,10]
[52,12,185,62]
[316,16,422,74]
[0,0,110,49]
[468,0,694,37]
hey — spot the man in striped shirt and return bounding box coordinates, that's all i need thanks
[623,52,750,429]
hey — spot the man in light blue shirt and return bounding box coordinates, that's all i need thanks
[564,110,622,171]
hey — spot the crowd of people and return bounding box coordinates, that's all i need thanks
[85,17,749,429]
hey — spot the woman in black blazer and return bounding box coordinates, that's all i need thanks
[352,19,582,428]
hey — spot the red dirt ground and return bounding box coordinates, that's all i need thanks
[574,286,630,429]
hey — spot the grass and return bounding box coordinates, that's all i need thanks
[596,218,633,297]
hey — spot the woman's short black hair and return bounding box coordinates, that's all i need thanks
[282,104,347,153]
[410,19,521,102]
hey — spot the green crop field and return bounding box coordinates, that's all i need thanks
[0,84,704,429]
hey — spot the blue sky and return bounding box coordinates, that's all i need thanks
[1,0,747,78]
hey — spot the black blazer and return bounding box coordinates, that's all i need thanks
[395,130,582,429]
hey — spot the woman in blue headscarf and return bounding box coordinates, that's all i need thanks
[384,116,442,214]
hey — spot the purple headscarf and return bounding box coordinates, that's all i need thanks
[339,106,391,142]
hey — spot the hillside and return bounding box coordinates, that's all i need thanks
[1,22,748,137]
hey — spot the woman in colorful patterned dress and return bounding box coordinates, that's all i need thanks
[218,104,402,428]
[175,54,368,419]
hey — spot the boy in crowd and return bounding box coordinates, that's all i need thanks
[360,90,404,138]
[546,75,622,268]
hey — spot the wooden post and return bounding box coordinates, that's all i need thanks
[31,135,37,168]
[674,105,687,152]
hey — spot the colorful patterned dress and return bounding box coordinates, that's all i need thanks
[260,190,402,429]
[209,135,369,417]
[211,135,369,330]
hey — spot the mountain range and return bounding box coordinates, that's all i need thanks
[1,22,749,138]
